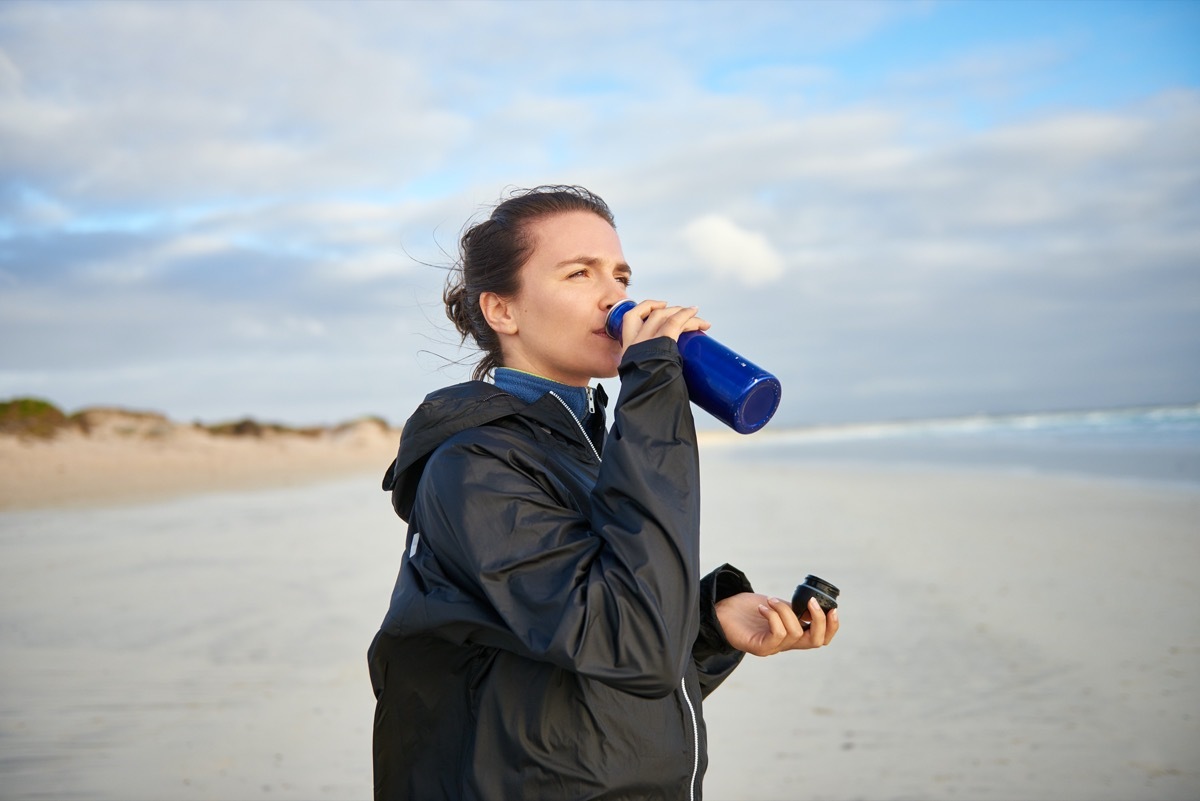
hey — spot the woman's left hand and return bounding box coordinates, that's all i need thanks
[715,593,839,656]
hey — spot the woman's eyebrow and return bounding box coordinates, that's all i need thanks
[555,255,633,276]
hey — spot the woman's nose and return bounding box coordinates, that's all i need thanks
[602,287,629,311]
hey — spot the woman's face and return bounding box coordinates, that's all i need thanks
[499,210,632,386]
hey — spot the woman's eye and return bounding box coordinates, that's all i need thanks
[617,276,631,287]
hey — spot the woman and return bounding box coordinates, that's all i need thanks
[369,185,838,800]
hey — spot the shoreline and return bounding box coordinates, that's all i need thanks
[7,425,1200,513]
[5,398,1196,511]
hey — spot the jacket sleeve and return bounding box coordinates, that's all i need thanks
[693,563,752,697]
[407,339,702,698]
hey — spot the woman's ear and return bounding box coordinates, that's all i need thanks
[479,291,518,335]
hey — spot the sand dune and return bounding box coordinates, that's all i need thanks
[0,408,401,510]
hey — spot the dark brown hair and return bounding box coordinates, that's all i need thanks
[444,185,616,380]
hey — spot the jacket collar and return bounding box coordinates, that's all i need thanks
[382,380,609,520]
[493,367,594,420]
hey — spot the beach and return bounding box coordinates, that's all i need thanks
[698,457,1199,800]
[1,424,1198,800]
[0,409,401,511]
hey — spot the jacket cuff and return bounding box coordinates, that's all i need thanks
[618,336,680,372]
[697,563,754,655]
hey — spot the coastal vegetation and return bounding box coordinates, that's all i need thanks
[0,398,76,439]
[0,397,391,441]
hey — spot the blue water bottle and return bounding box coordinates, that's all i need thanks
[605,299,782,435]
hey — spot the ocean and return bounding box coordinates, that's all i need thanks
[706,403,1200,487]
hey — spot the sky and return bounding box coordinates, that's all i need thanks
[1,0,1197,429]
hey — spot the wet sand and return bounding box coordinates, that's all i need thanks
[0,443,1197,800]
[698,459,1199,800]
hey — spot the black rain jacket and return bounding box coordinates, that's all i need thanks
[368,338,751,800]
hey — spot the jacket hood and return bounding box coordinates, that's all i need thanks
[381,381,527,521]
[382,380,610,521]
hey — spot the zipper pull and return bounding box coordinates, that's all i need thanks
[587,386,594,414]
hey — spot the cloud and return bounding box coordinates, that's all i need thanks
[0,1,930,208]
[681,215,786,287]
[0,2,472,203]
[1,1,1197,425]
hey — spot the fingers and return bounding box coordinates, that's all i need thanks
[755,601,786,644]
[778,597,837,652]
[804,598,840,647]
[753,597,808,655]
[739,594,840,657]
[768,597,807,644]
[623,300,710,345]
[804,597,827,645]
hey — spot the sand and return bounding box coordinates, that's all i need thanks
[0,413,401,511]
[0,435,1197,800]
[697,458,1200,800]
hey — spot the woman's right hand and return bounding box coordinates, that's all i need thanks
[620,300,711,347]
[715,594,839,656]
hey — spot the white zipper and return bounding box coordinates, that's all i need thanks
[586,386,595,414]
[681,677,699,801]
[548,391,601,464]
[553,390,693,796]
